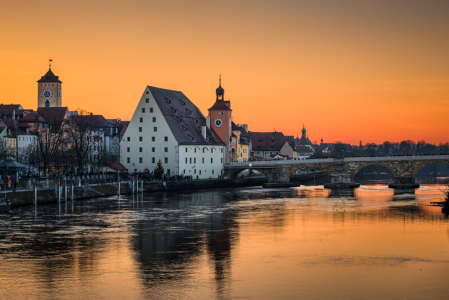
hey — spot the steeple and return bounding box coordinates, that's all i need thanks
[37,60,62,108]
[216,74,224,101]
[301,125,306,138]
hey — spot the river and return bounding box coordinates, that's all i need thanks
[1,184,448,299]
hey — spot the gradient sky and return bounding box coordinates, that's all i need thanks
[1,0,448,145]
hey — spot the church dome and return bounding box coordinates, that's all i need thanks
[216,85,224,95]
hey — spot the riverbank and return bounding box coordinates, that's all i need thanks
[9,177,267,208]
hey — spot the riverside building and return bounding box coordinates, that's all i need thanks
[120,86,225,178]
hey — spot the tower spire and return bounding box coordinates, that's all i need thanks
[49,58,52,69]
[219,74,221,86]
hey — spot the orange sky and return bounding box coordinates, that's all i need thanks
[1,0,448,145]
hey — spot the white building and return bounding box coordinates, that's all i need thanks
[120,86,225,178]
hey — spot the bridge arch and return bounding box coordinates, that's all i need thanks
[414,161,449,180]
[353,164,395,182]
[349,162,398,181]
[287,164,332,180]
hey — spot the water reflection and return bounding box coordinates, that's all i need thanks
[1,185,449,299]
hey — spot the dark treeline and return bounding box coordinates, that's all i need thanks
[312,140,449,158]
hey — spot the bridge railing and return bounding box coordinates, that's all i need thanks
[226,154,449,168]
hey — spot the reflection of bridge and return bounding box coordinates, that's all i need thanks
[224,155,449,188]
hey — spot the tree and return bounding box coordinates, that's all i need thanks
[154,158,164,179]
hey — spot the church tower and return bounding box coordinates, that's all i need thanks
[37,59,62,108]
[208,76,232,163]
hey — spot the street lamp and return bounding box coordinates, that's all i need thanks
[248,163,252,177]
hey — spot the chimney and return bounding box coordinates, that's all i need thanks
[202,125,207,139]
[206,116,211,129]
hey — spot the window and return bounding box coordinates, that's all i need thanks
[146,98,149,103]
[164,136,168,142]
[194,158,196,163]
[211,158,213,163]
[152,157,155,163]
[170,107,176,113]
[152,136,155,142]
[139,127,142,132]
[152,117,156,122]
[194,148,197,153]
[152,147,155,152]
[194,169,196,174]
[219,112,223,115]
[127,137,130,142]
[142,108,145,113]
[212,170,214,174]
[127,157,130,163]
[164,147,168,152]
[164,157,168,163]
[140,118,143,123]
[202,158,204,163]
[127,147,130,152]
[139,157,142,163]
[150,108,153,113]
[202,148,205,153]
[154,127,157,132]
[185,158,188,163]
[185,148,188,152]
[146,91,149,94]
[182,125,187,131]
[190,158,192,164]
[221,158,223,163]
[139,137,143,142]
[186,108,191,114]
[211,148,214,153]
[139,147,142,152]
[165,97,171,103]
[180,99,185,105]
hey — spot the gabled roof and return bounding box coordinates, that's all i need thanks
[71,114,111,128]
[37,69,62,83]
[0,104,23,112]
[18,111,47,123]
[249,131,288,151]
[148,86,224,145]
[37,107,69,124]
[208,100,231,111]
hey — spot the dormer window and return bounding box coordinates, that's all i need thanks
[177,116,182,122]
[206,136,210,141]
[182,125,188,131]
[259,137,262,141]
[188,134,194,140]
[186,108,191,114]
[192,118,198,123]
[170,106,176,113]
[165,97,171,103]
[180,99,186,105]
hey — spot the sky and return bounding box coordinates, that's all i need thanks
[1,0,448,145]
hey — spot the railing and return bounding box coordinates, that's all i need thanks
[226,154,449,168]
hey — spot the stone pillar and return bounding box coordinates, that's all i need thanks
[324,173,360,189]
[388,177,420,189]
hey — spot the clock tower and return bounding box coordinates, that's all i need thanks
[37,59,62,108]
[208,76,232,163]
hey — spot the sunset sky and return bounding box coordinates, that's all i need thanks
[1,0,448,145]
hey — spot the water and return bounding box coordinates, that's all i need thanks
[1,185,449,299]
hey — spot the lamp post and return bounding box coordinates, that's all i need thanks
[248,163,252,177]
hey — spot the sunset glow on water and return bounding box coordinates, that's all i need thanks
[1,186,448,299]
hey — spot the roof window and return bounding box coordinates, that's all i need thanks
[165,97,171,103]
[182,125,188,131]
[192,118,198,123]
[186,108,191,114]
[177,116,182,122]
[188,134,194,140]
[180,99,186,105]
[170,106,176,113]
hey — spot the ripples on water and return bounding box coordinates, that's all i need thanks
[0,185,449,299]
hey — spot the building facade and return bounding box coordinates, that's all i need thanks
[120,86,225,178]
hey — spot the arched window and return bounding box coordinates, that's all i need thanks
[45,100,50,107]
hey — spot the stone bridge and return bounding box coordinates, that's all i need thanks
[224,155,449,188]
